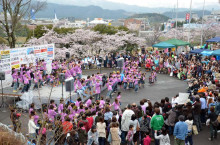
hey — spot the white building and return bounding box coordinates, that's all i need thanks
[89,18,108,26]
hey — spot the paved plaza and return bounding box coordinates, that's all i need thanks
[0,68,219,145]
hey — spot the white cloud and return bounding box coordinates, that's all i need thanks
[106,0,219,8]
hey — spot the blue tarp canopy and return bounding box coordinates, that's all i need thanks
[152,42,175,48]
[212,49,220,56]
[190,49,210,54]
[201,50,213,56]
[206,37,220,43]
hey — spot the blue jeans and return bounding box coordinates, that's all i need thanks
[121,131,128,144]
[13,82,18,91]
[107,90,112,98]
[77,73,82,79]
[134,84,139,92]
[77,89,88,101]
[98,137,105,145]
[124,82,128,90]
[168,126,174,135]
[95,93,100,101]
[22,84,28,93]
[152,130,160,145]
[185,134,193,145]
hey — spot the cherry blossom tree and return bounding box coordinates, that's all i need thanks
[26,27,145,59]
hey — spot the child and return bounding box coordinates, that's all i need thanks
[46,124,55,145]
[185,114,193,145]
[149,72,155,84]
[153,70,157,81]
[143,130,151,145]
[112,98,120,111]
[126,125,134,145]
[95,80,101,100]
[58,98,64,114]
[140,73,146,88]
[154,127,170,145]
[117,92,121,105]
[106,80,113,99]
[134,77,139,93]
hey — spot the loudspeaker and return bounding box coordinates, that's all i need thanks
[59,73,65,83]
[66,52,70,59]
[0,72,5,80]
[65,77,74,92]
[117,58,124,68]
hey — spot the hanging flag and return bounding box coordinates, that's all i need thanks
[186,13,190,23]
[31,9,35,20]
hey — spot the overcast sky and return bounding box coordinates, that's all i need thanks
[106,0,219,8]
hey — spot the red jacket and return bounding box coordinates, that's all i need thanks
[62,121,73,134]
[87,117,94,130]
[78,119,89,132]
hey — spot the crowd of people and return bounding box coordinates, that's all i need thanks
[9,49,220,145]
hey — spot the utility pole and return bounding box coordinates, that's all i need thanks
[175,0,178,39]
[188,0,193,43]
[201,0,206,46]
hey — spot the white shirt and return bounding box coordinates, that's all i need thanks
[185,120,193,131]
[28,119,39,134]
[154,133,170,145]
[121,109,134,131]
[129,119,140,133]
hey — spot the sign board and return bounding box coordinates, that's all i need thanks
[176,93,190,105]
[0,44,55,88]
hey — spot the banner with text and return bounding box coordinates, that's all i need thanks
[0,44,55,88]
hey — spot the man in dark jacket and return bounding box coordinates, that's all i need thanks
[193,97,202,132]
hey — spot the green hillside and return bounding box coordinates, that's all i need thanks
[128,13,169,23]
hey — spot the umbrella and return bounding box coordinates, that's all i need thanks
[212,49,220,56]
[201,51,213,56]
[152,42,175,48]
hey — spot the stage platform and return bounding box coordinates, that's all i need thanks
[1,81,107,109]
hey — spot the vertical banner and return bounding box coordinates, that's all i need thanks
[186,13,190,23]
[0,50,11,74]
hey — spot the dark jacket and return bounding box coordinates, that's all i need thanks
[193,102,201,115]
[78,128,87,143]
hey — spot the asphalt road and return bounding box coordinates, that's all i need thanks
[0,68,219,145]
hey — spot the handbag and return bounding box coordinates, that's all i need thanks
[217,115,220,123]
[192,125,198,135]
[136,122,140,131]
[212,119,219,127]
[107,132,112,143]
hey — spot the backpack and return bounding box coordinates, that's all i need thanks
[140,118,150,132]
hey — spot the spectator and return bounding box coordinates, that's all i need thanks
[208,106,218,141]
[97,117,106,145]
[173,115,188,145]
[154,127,170,145]
[110,122,121,145]
[150,108,164,145]
[87,125,99,145]
[121,104,135,143]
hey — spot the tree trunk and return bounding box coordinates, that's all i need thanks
[10,32,16,48]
